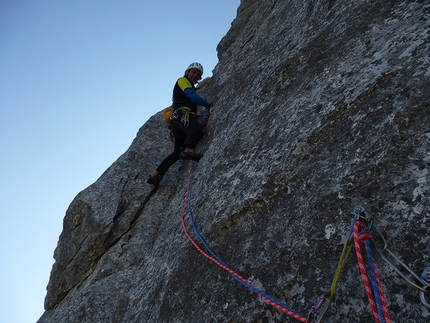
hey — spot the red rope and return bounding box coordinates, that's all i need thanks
[180,163,309,322]
[353,221,390,323]
[372,262,390,322]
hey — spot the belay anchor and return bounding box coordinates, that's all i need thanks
[352,206,430,311]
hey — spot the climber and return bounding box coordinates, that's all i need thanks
[147,62,213,186]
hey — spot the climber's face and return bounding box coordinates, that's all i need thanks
[186,68,202,84]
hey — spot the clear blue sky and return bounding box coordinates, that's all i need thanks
[0,1,239,322]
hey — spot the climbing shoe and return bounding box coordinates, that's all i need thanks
[179,151,203,162]
[147,173,161,186]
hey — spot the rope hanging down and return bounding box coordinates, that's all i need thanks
[353,220,390,323]
[180,162,310,322]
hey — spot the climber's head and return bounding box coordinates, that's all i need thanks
[185,62,203,83]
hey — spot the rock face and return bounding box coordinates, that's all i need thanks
[39,0,430,322]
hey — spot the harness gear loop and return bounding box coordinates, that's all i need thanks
[176,107,196,127]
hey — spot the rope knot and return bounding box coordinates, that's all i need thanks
[358,231,373,242]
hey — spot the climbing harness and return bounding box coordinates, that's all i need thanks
[180,164,429,321]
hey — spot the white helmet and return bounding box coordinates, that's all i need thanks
[187,62,204,75]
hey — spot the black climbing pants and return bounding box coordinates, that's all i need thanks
[156,116,204,176]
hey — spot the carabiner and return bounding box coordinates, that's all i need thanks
[351,206,375,231]
[420,268,430,309]
[370,222,388,250]
[307,295,333,323]
[373,239,430,293]
[420,287,430,309]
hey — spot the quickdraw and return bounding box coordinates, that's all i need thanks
[307,232,354,322]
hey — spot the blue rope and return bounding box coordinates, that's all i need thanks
[187,163,226,266]
[186,162,304,317]
[365,238,386,323]
[351,207,387,322]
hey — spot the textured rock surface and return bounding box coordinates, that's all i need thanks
[39,0,430,322]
